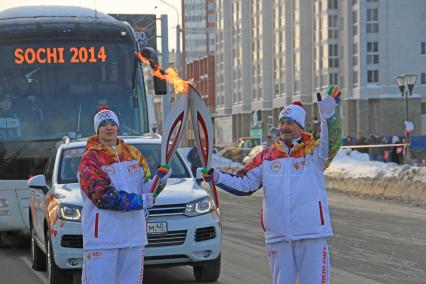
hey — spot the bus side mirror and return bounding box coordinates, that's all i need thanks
[153,75,168,95]
[140,47,168,95]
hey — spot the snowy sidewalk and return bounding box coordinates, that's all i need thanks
[325,149,426,207]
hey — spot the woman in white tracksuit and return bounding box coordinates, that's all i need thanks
[203,86,342,284]
[79,107,171,284]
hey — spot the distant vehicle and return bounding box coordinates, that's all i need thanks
[242,145,264,165]
[220,137,261,162]
[236,137,261,149]
[28,136,222,284]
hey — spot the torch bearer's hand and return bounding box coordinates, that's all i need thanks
[156,164,171,180]
[318,85,342,119]
[142,193,154,209]
[202,168,219,183]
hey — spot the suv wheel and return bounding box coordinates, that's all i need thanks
[31,227,46,271]
[46,232,73,284]
[193,254,221,282]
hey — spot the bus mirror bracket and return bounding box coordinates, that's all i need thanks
[140,47,168,95]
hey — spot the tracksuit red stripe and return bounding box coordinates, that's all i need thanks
[318,202,325,225]
[95,213,99,238]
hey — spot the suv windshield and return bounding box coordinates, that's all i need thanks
[59,143,190,184]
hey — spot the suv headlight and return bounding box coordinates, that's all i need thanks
[185,196,215,217]
[58,204,82,222]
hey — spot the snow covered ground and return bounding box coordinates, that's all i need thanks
[326,149,426,183]
[178,147,243,171]
[179,147,426,184]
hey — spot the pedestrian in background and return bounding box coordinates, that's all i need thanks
[187,144,202,178]
[390,136,403,164]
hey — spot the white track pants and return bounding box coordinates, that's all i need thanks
[82,246,144,284]
[266,238,330,284]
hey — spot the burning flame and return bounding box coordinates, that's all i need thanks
[135,52,189,94]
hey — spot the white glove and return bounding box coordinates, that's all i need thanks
[142,193,154,209]
[318,95,337,119]
[317,85,341,119]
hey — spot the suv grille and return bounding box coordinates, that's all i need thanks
[61,234,83,248]
[195,227,216,242]
[148,204,186,217]
[147,230,187,247]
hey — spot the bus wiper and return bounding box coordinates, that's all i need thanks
[77,104,82,137]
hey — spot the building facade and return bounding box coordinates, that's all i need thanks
[215,0,426,146]
[182,0,216,144]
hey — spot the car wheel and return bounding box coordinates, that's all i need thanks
[193,254,221,282]
[31,227,46,271]
[46,231,73,284]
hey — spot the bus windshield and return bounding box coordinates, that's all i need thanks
[0,41,147,140]
[0,40,149,179]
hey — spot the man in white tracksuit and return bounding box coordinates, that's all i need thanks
[79,107,171,284]
[203,86,342,284]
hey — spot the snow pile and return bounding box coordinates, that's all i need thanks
[326,149,426,183]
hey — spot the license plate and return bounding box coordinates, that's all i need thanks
[146,222,167,235]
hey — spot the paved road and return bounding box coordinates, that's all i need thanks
[1,190,425,284]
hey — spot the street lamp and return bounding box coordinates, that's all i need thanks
[394,74,417,161]
[159,0,182,76]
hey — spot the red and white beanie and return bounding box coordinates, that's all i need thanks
[93,106,119,133]
[279,101,306,129]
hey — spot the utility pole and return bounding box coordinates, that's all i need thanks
[159,0,181,76]
[160,14,170,125]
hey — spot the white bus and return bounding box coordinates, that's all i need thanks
[0,6,165,237]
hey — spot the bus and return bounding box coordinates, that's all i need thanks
[0,6,165,236]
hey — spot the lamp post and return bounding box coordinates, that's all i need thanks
[159,0,182,76]
[394,74,417,161]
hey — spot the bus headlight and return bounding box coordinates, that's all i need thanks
[58,204,82,222]
[185,197,215,217]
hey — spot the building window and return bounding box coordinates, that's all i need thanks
[352,0,358,5]
[367,41,379,64]
[328,15,338,39]
[328,0,338,9]
[366,0,378,2]
[353,71,359,87]
[329,73,338,84]
[353,10,358,35]
[353,55,358,66]
[353,42,358,66]
[367,70,379,83]
[421,73,426,85]
[366,8,379,33]
[421,42,426,55]
[422,103,426,114]
[328,44,339,68]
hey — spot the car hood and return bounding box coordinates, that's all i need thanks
[54,178,207,206]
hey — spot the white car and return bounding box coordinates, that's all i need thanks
[28,135,222,284]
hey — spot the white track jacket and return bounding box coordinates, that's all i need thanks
[216,116,341,244]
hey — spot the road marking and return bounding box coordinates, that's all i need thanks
[20,256,47,284]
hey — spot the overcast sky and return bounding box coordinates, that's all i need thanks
[0,0,182,50]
